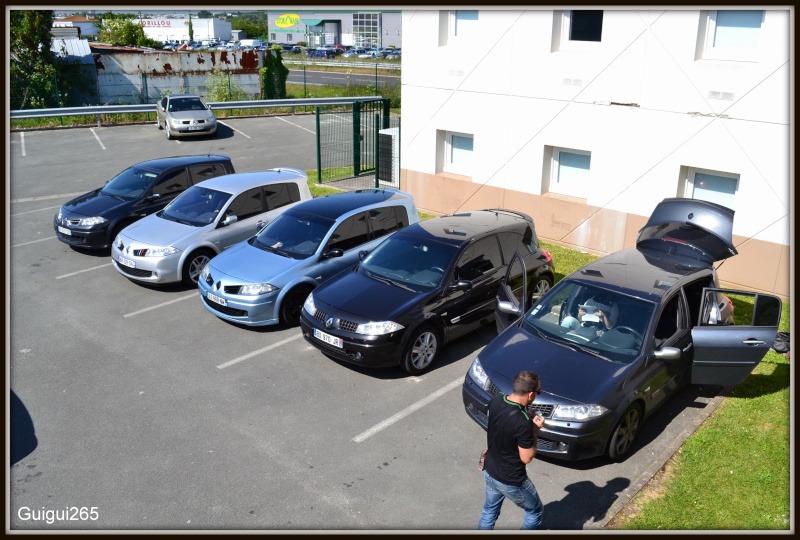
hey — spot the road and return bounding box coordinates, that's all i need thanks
[287,69,400,88]
[8,118,728,531]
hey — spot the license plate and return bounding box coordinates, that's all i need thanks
[57,226,72,236]
[314,328,343,348]
[117,255,135,269]
[188,125,204,131]
[207,292,226,306]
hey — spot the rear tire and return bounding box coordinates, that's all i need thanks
[607,404,643,461]
[401,325,441,375]
[529,275,553,304]
[279,286,313,327]
[182,249,214,286]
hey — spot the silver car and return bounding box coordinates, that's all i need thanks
[156,94,218,140]
[111,169,312,286]
[198,189,419,327]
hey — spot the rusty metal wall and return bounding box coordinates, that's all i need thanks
[92,49,263,105]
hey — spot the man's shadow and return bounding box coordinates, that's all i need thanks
[541,477,630,529]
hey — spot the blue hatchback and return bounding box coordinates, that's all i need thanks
[198,189,419,327]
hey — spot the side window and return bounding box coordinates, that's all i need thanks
[456,236,503,281]
[188,164,224,185]
[153,168,190,197]
[368,205,409,241]
[654,295,683,348]
[264,183,301,211]
[225,187,264,221]
[497,231,526,262]
[327,212,370,252]
[160,96,167,109]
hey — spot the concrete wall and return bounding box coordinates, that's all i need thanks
[400,9,791,300]
[91,48,263,104]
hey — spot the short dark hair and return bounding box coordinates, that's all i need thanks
[512,371,540,396]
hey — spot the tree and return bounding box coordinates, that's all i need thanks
[197,10,213,19]
[10,10,58,109]
[188,15,194,41]
[97,18,160,48]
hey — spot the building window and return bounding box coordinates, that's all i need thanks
[700,10,763,61]
[548,148,591,198]
[443,132,474,176]
[287,34,292,42]
[568,10,603,42]
[353,12,380,48]
[270,33,276,42]
[454,10,478,38]
[684,169,738,209]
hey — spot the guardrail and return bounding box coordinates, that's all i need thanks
[283,59,400,71]
[10,96,386,127]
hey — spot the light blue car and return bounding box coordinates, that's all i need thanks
[198,188,419,327]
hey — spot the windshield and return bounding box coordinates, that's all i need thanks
[169,97,207,112]
[253,211,334,259]
[359,234,457,293]
[522,280,656,364]
[161,186,232,226]
[101,167,157,201]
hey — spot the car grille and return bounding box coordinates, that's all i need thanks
[177,119,207,125]
[224,285,242,294]
[56,230,88,245]
[202,296,248,317]
[486,379,554,419]
[116,263,153,278]
[312,309,358,333]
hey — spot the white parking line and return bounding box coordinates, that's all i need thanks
[123,292,198,318]
[218,121,251,139]
[351,378,463,443]
[56,263,113,279]
[276,116,315,135]
[11,237,57,248]
[21,132,26,156]
[217,333,304,369]
[90,128,107,150]
[11,205,62,217]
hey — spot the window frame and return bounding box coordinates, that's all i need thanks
[700,9,764,62]
[443,131,474,176]
[547,147,592,199]
[682,167,739,209]
[555,10,604,52]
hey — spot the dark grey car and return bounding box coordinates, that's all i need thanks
[462,198,782,461]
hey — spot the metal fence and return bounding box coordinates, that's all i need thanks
[315,98,401,191]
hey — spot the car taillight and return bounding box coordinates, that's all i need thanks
[542,248,552,262]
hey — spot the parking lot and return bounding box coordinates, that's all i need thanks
[8,117,729,530]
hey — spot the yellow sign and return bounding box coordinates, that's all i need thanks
[275,13,300,28]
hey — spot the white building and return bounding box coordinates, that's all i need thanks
[133,17,233,42]
[400,8,791,299]
[53,14,99,38]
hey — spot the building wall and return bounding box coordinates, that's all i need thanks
[134,18,233,42]
[267,10,402,48]
[399,9,791,300]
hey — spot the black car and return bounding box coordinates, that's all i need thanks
[462,198,782,461]
[300,209,555,375]
[54,155,235,250]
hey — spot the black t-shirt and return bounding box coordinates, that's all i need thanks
[484,393,534,486]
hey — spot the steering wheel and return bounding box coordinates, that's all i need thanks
[615,326,643,342]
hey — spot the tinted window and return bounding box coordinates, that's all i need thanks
[153,168,190,197]
[102,166,158,200]
[226,187,264,221]
[253,211,334,259]
[497,231,527,262]
[327,212,370,252]
[369,206,409,241]
[189,163,227,184]
[456,236,503,281]
[162,186,232,226]
[654,295,682,348]
[264,183,302,211]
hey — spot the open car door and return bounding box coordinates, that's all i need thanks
[495,250,526,333]
[691,288,782,385]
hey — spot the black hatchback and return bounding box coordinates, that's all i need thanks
[53,155,234,250]
[300,209,555,375]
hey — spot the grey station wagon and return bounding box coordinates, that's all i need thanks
[462,198,782,461]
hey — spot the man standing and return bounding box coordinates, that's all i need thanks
[478,371,545,530]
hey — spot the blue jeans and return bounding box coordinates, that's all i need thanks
[478,470,544,530]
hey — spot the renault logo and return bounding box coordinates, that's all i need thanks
[324,317,334,329]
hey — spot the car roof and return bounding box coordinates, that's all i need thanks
[133,154,231,173]
[193,168,306,194]
[168,94,202,100]
[399,209,533,247]
[287,189,413,220]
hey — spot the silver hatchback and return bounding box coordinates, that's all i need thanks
[111,169,312,286]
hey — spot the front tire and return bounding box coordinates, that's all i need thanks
[401,325,441,375]
[279,286,313,327]
[607,404,643,461]
[165,123,173,140]
[182,249,214,286]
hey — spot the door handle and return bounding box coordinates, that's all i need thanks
[682,343,693,353]
[742,339,766,346]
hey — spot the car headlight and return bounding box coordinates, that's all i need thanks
[239,283,279,296]
[467,357,490,391]
[207,116,217,124]
[145,246,180,257]
[552,404,609,421]
[78,216,109,227]
[115,235,123,249]
[355,321,404,336]
[201,265,211,281]
[303,293,317,316]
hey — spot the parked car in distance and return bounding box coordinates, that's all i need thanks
[54,155,235,250]
[301,209,555,375]
[341,48,366,58]
[156,94,218,140]
[111,169,311,286]
[198,189,419,327]
[462,198,782,461]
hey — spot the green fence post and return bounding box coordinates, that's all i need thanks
[375,113,380,188]
[375,64,378,94]
[382,98,390,129]
[353,101,361,177]
[315,106,322,185]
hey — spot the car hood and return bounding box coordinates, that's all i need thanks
[315,269,427,321]
[208,241,301,282]
[63,189,129,217]
[479,325,631,406]
[121,213,204,246]
[636,198,737,265]
[169,111,213,121]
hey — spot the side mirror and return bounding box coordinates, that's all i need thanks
[358,250,369,261]
[220,215,237,227]
[497,300,522,316]
[147,193,161,201]
[321,248,344,260]
[447,279,472,292]
[653,346,681,360]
